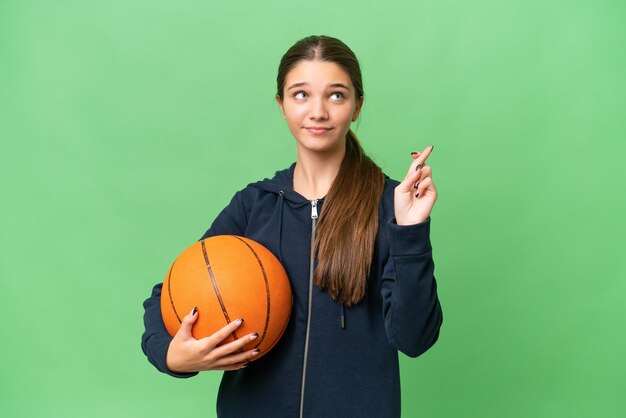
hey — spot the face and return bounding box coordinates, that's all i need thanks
[276,60,363,156]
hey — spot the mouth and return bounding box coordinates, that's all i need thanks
[304,127,333,135]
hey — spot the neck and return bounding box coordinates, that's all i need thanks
[293,141,346,200]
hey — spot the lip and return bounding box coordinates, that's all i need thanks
[304,127,332,134]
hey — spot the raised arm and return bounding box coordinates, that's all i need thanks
[380,217,443,357]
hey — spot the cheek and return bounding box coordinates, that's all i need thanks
[284,107,305,125]
[339,107,357,123]
[282,112,299,131]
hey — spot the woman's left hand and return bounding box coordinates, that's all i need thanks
[394,145,438,225]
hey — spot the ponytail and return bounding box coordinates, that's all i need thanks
[313,130,385,306]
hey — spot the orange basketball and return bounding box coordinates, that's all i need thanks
[160,235,292,360]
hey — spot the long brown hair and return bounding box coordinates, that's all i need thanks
[277,35,385,306]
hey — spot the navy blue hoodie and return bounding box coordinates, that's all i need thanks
[141,162,443,418]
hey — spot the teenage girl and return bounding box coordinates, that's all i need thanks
[142,34,443,418]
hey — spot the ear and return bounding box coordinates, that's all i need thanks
[275,95,286,119]
[351,96,364,122]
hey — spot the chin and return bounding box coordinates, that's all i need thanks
[297,140,344,155]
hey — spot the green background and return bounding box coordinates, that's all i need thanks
[1,1,625,417]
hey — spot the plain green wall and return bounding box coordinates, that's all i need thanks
[1,1,625,417]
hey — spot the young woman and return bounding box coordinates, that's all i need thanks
[142,35,443,418]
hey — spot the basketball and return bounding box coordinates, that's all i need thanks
[160,235,292,360]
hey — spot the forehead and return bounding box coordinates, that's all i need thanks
[285,60,353,89]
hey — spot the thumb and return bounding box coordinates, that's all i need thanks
[176,307,198,340]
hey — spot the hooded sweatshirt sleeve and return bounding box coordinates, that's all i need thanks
[141,191,249,377]
[380,216,443,358]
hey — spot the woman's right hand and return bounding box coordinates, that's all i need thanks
[165,308,261,373]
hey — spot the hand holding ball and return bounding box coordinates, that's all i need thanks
[161,235,292,370]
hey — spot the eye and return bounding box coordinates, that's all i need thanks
[294,91,307,100]
[330,92,344,101]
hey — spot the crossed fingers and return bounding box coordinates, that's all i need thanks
[405,145,434,197]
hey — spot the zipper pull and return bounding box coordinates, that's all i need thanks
[311,200,318,219]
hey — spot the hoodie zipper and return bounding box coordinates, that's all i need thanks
[299,199,318,418]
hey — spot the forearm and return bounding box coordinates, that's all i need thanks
[382,217,443,357]
[141,283,198,378]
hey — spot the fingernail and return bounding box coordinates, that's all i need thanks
[242,362,249,368]
[236,318,244,325]
[250,333,259,340]
[413,181,419,189]
[192,307,197,315]
[252,349,261,355]
[410,151,418,156]
[415,192,420,198]
[430,144,434,151]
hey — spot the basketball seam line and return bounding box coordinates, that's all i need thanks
[233,236,271,350]
[167,262,182,323]
[202,239,242,351]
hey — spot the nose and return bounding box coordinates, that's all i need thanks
[308,97,329,120]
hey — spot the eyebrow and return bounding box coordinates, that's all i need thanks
[287,82,351,91]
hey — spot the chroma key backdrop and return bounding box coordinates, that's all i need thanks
[1,1,625,417]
